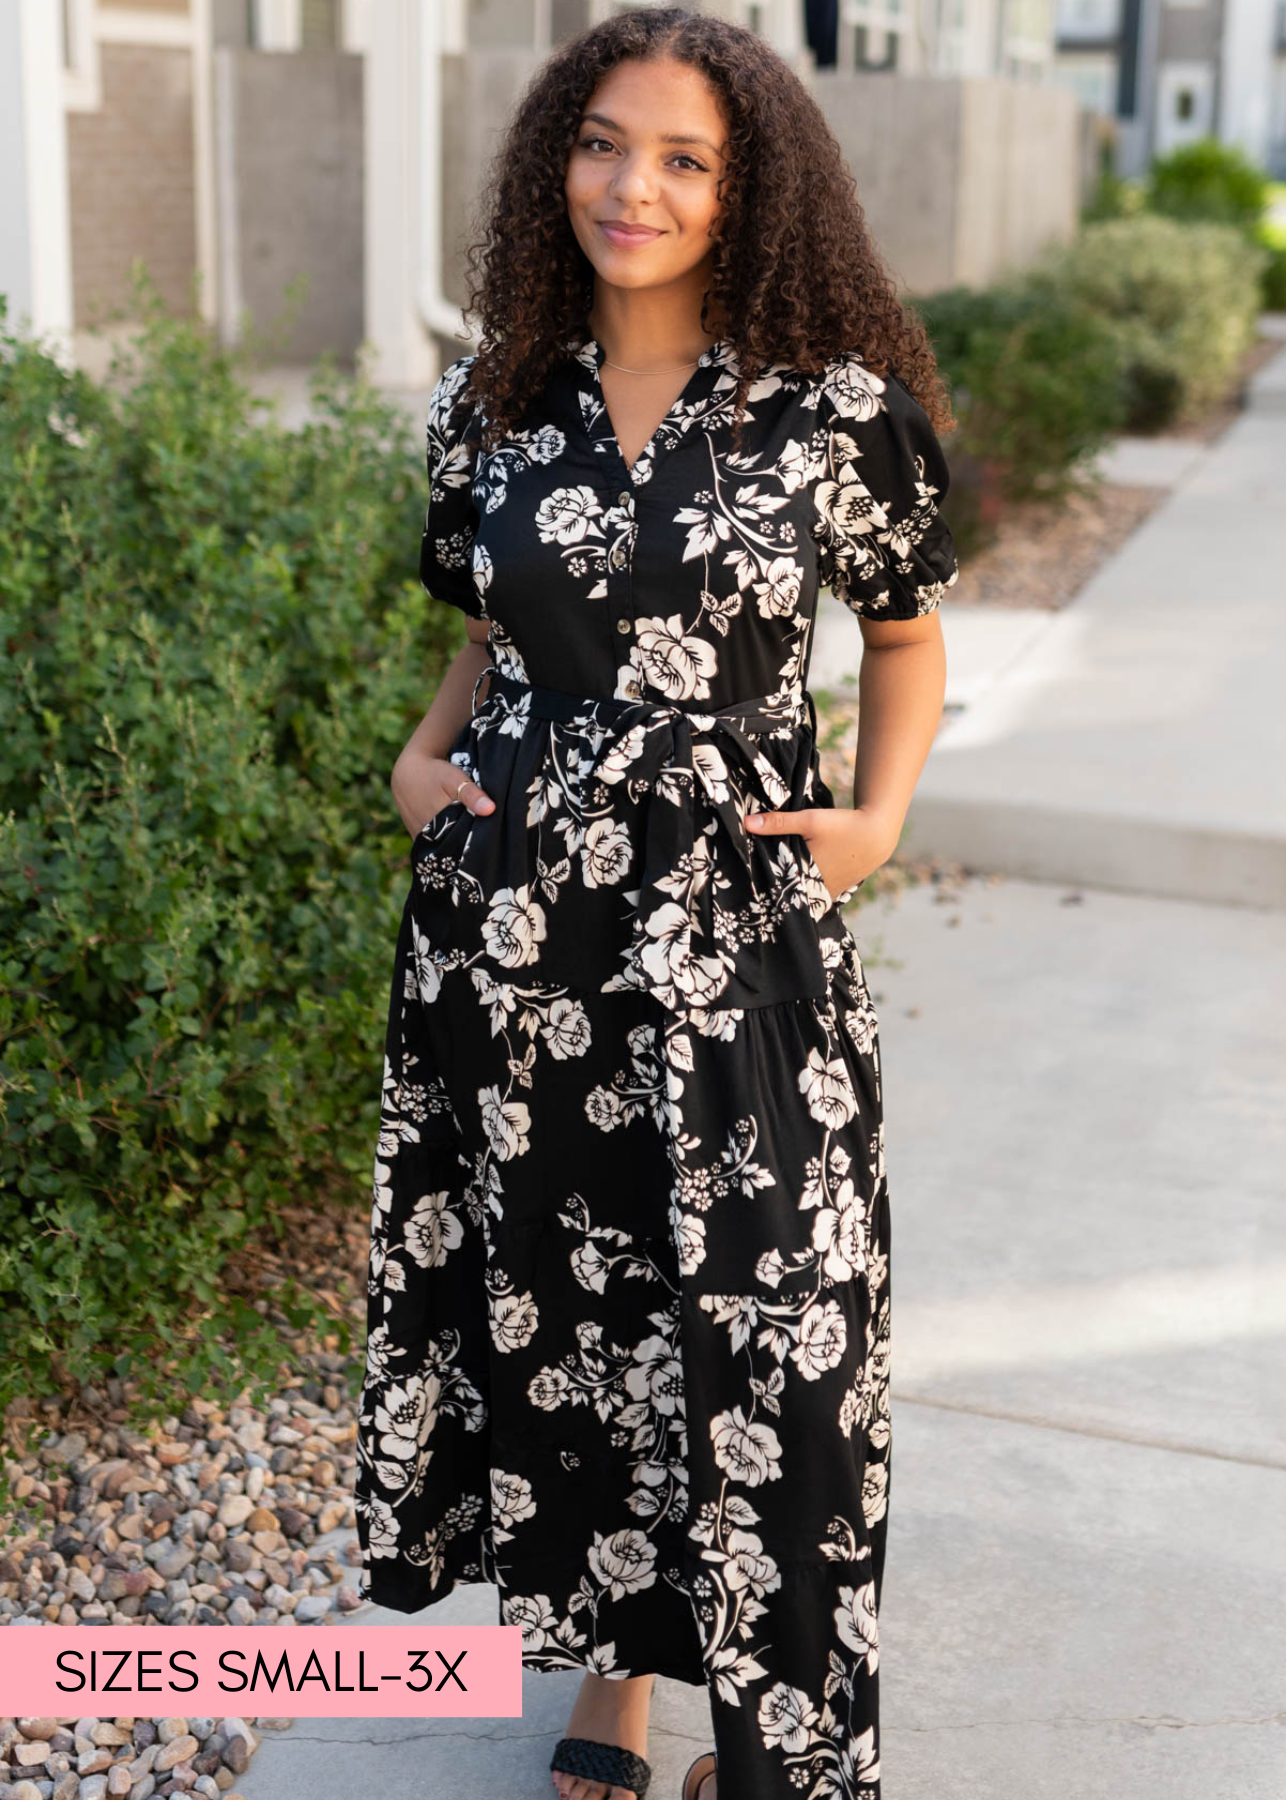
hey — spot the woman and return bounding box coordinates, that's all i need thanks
[354,10,956,1800]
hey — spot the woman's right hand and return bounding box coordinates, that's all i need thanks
[392,750,496,839]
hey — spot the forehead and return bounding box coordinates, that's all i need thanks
[581,56,728,144]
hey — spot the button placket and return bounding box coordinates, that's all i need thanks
[608,485,639,692]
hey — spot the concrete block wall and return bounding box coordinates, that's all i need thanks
[440,48,546,310]
[217,48,364,363]
[813,71,1080,294]
[66,43,198,324]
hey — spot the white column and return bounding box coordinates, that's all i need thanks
[254,0,302,52]
[363,0,461,388]
[191,0,219,328]
[1218,0,1275,164]
[0,0,75,361]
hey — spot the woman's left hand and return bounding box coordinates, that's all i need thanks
[744,803,901,900]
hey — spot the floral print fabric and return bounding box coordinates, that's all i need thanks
[354,335,957,1799]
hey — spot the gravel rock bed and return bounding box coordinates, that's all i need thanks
[1,1323,370,1788]
[2,1348,364,1633]
[0,1713,289,1800]
[945,483,1165,611]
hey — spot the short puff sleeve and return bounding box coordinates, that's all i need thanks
[813,355,958,621]
[419,355,486,620]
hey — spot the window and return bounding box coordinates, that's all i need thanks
[300,0,338,49]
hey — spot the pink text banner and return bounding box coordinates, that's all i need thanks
[0,1624,523,1717]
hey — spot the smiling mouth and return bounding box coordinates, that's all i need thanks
[599,221,664,244]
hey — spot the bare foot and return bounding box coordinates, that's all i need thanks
[552,1669,654,1800]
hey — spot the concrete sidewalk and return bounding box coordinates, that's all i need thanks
[237,877,1286,1800]
[903,341,1286,909]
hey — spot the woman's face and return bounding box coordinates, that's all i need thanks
[564,56,729,299]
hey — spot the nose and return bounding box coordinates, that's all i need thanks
[608,154,659,205]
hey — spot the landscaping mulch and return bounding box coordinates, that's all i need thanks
[944,482,1166,611]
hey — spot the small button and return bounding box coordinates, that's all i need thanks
[618,490,632,506]
[616,617,631,635]
[624,680,642,698]
[610,545,627,569]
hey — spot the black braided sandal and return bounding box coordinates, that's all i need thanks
[550,1737,653,1799]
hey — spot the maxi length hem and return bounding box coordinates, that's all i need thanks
[354,333,958,1800]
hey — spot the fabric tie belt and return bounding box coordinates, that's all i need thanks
[437,665,834,1012]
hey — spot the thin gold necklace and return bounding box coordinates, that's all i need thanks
[602,357,702,375]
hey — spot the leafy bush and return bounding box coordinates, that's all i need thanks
[914,280,1126,546]
[1259,194,1286,310]
[1044,215,1265,429]
[1146,137,1270,232]
[0,276,458,1421]
[1262,239,1286,311]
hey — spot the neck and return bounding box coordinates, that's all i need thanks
[587,276,723,368]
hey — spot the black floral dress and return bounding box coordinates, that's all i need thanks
[354,334,957,1800]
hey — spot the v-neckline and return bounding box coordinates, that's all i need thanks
[575,335,735,485]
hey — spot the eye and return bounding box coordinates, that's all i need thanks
[578,134,616,153]
[671,153,709,172]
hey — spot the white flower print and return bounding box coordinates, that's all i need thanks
[581,817,634,888]
[373,1373,440,1464]
[634,614,718,701]
[490,1469,537,1531]
[411,920,442,1005]
[720,1529,781,1597]
[815,465,883,551]
[587,1529,658,1600]
[489,1288,539,1353]
[861,1460,889,1527]
[826,355,887,421]
[570,1241,610,1293]
[758,1682,818,1755]
[776,436,815,493]
[812,1192,868,1284]
[624,1334,685,1418]
[478,1085,531,1160]
[502,1591,559,1651]
[675,1211,707,1275]
[790,1299,848,1379]
[527,1366,571,1409]
[584,1085,624,1130]
[752,556,803,620]
[472,539,492,600]
[835,1580,879,1671]
[710,1407,783,1486]
[362,1494,399,1558]
[535,484,604,545]
[798,1046,858,1130]
[371,1158,393,1221]
[404,1191,464,1270]
[845,995,877,1056]
[539,996,592,1060]
[482,885,547,968]
[529,425,566,463]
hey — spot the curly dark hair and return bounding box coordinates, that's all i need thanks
[459,5,953,450]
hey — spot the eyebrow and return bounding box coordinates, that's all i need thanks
[579,111,723,154]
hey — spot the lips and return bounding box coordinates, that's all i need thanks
[599,220,663,246]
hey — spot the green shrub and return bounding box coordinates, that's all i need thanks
[0,275,459,1424]
[1046,215,1265,428]
[1146,137,1270,231]
[1261,240,1286,311]
[914,280,1126,547]
[1259,198,1286,310]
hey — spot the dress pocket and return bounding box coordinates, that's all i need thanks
[413,796,470,851]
